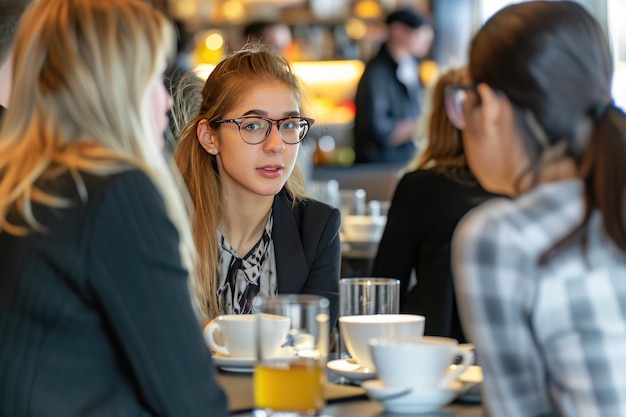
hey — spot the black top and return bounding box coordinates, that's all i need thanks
[0,170,228,416]
[371,170,497,343]
[353,44,421,164]
[272,190,342,330]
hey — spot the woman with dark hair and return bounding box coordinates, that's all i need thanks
[371,67,496,343]
[449,1,626,416]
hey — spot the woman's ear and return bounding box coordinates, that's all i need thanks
[197,119,219,155]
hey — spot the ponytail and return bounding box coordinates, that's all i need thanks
[540,104,626,264]
[581,105,626,251]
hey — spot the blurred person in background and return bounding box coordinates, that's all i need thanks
[174,45,340,328]
[353,7,434,164]
[0,0,227,415]
[451,1,626,416]
[243,20,293,56]
[371,67,497,343]
[0,0,31,118]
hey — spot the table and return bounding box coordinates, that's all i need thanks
[216,371,483,417]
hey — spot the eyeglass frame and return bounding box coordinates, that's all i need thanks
[214,115,315,145]
[444,83,479,130]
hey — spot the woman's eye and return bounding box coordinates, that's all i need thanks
[243,121,264,131]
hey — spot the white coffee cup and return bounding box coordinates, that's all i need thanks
[339,314,425,371]
[204,314,289,358]
[369,336,475,389]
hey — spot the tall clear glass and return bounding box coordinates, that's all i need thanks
[254,295,329,416]
[339,277,401,318]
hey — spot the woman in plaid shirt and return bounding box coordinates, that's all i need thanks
[447,1,626,416]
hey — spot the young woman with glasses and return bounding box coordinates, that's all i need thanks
[174,45,340,327]
[0,0,227,414]
[449,1,626,416]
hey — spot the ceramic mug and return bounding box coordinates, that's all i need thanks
[204,314,289,358]
[369,336,475,389]
[339,314,425,371]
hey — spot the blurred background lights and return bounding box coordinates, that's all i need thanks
[353,0,382,19]
[318,135,336,152]
[221,0,245,21]
[345,19,368,40]
[205,33,224,50]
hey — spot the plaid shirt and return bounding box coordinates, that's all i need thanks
[452,179,626,417]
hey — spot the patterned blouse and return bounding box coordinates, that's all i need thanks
[217,213,277,315]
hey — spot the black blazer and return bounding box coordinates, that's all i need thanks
[371,170,496,343]
[0,170,228,417]
[272,190,341,330]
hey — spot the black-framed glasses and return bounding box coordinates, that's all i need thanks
[444,83,478,130]
[215,116,315,145]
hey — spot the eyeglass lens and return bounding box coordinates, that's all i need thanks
[445,88,468,130]
[239,117,309,144]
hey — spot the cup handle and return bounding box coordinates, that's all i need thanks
[438,348,475,389]
[204,322,230,356]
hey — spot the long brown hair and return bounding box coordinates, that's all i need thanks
[412,67,473,182]
[174,44,308,319]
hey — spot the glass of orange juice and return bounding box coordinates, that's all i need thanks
[254,295,329,416]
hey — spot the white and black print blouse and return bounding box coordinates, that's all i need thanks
[216,213,277,314]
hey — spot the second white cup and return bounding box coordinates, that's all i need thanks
[204,314,289,358]
[369,336,474,389]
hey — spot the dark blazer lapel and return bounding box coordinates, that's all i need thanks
[272,191,309,294]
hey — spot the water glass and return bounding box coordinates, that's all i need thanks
[337,277,400,360]
[339,277,400,317]
[254,295,330,416]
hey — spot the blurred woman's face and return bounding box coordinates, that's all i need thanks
[148,58,172,149]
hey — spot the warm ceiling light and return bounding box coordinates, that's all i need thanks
[205,33,224,51]
[354,0,382,19]
[221,0,245,21]
[345,18,368,40]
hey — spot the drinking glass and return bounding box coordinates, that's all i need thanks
[337,277,400,360]
[254,294,329,416]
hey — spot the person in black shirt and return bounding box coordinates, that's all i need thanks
[371,67,498,343]
[353,8,434,164]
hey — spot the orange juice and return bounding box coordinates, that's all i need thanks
[254,358,325,414]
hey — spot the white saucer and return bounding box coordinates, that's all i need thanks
[211,347,298,373]
[326,359,376,382]
[211,354,255,373]
[362,379,462,413]
[457,365,483,402]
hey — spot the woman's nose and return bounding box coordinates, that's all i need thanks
[264,124,286,153]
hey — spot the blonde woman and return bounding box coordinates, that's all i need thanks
[0,0,227,415]
[371,67,497,343]
[174,45,341,325]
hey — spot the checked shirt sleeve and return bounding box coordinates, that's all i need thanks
[452,201,555,417]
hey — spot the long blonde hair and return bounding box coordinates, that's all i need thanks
[412,67,472,181]
[174,45,308,319]
[0,0,196,276]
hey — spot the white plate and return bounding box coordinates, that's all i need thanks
[326,359,377,382]
[362,379,462,413]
